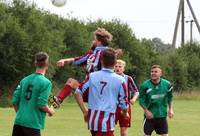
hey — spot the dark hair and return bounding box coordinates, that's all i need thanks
[35,52,49,68]
[101,48,116,68]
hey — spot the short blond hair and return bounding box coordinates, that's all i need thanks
[151,65,161,70]
[116,59,126,67]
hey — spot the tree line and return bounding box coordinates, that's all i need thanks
[0,0,200,103]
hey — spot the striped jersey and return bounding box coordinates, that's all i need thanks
[122,74,138,101]
[76,68,128,132]
[72,46,107,74]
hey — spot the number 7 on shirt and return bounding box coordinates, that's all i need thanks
[100,81,107,95]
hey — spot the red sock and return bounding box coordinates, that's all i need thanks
[57,84,72,102]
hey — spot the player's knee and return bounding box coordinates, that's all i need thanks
[65,78,74,84]
[120,128,127,136]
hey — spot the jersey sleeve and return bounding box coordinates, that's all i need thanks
[75,77,89,95]
[128,76,139,95]
[138,83,147,108]
[12,81,22,106]
[167,83,173,103]
[37,81,52,107]
[72,50,92,66]
[118,81,128,110]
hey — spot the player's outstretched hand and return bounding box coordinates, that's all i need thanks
[57,58,74,67]
[57,59,65,67]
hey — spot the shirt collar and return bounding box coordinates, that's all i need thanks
[95,46,107,51]
[102,68,114,73]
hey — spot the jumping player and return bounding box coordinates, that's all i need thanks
[139,65,174,136]
[51,28,113,106]
[114,59,139,136]
[74,48,129,136]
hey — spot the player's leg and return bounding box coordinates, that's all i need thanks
[12,125,24,136]
[50,78,79,107]
[154,117,168,136]
[143,118,154,136]
[91,131,114,136]
[57,78,80,101]
[120,127,127,136]
[22,126,41,136]
[119,105,131,136]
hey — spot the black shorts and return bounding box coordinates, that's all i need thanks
[12,124,41,136]
[143,117,168,135]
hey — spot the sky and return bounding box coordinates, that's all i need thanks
[29,0,200,46]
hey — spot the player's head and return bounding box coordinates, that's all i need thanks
[114,59,126,75]
[114,48,123,59]
[101,48,116,68]
[94,28,113,46]
[35,52,49,69]
[151,65,162,81]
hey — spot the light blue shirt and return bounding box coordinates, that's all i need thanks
[76,68,128,132]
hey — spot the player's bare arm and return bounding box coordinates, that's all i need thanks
[40,105,55,117]
[57,58,74,67]
[74,91,88,122]
[168,103,174,119]
[13,105,18,112]
[142,106,154,119]
[130,92,139,105]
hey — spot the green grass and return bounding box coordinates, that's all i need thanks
[0,99,200,136]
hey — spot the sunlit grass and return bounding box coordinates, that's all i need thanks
[0,98,200,136]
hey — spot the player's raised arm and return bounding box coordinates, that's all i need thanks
[57,50,93,68]
[57,58,74,67]
[72,50,93,66]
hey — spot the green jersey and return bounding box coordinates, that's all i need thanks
[12,73,52,129]
[139,78,173,118]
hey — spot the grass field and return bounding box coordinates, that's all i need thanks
[0,99,200,136]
